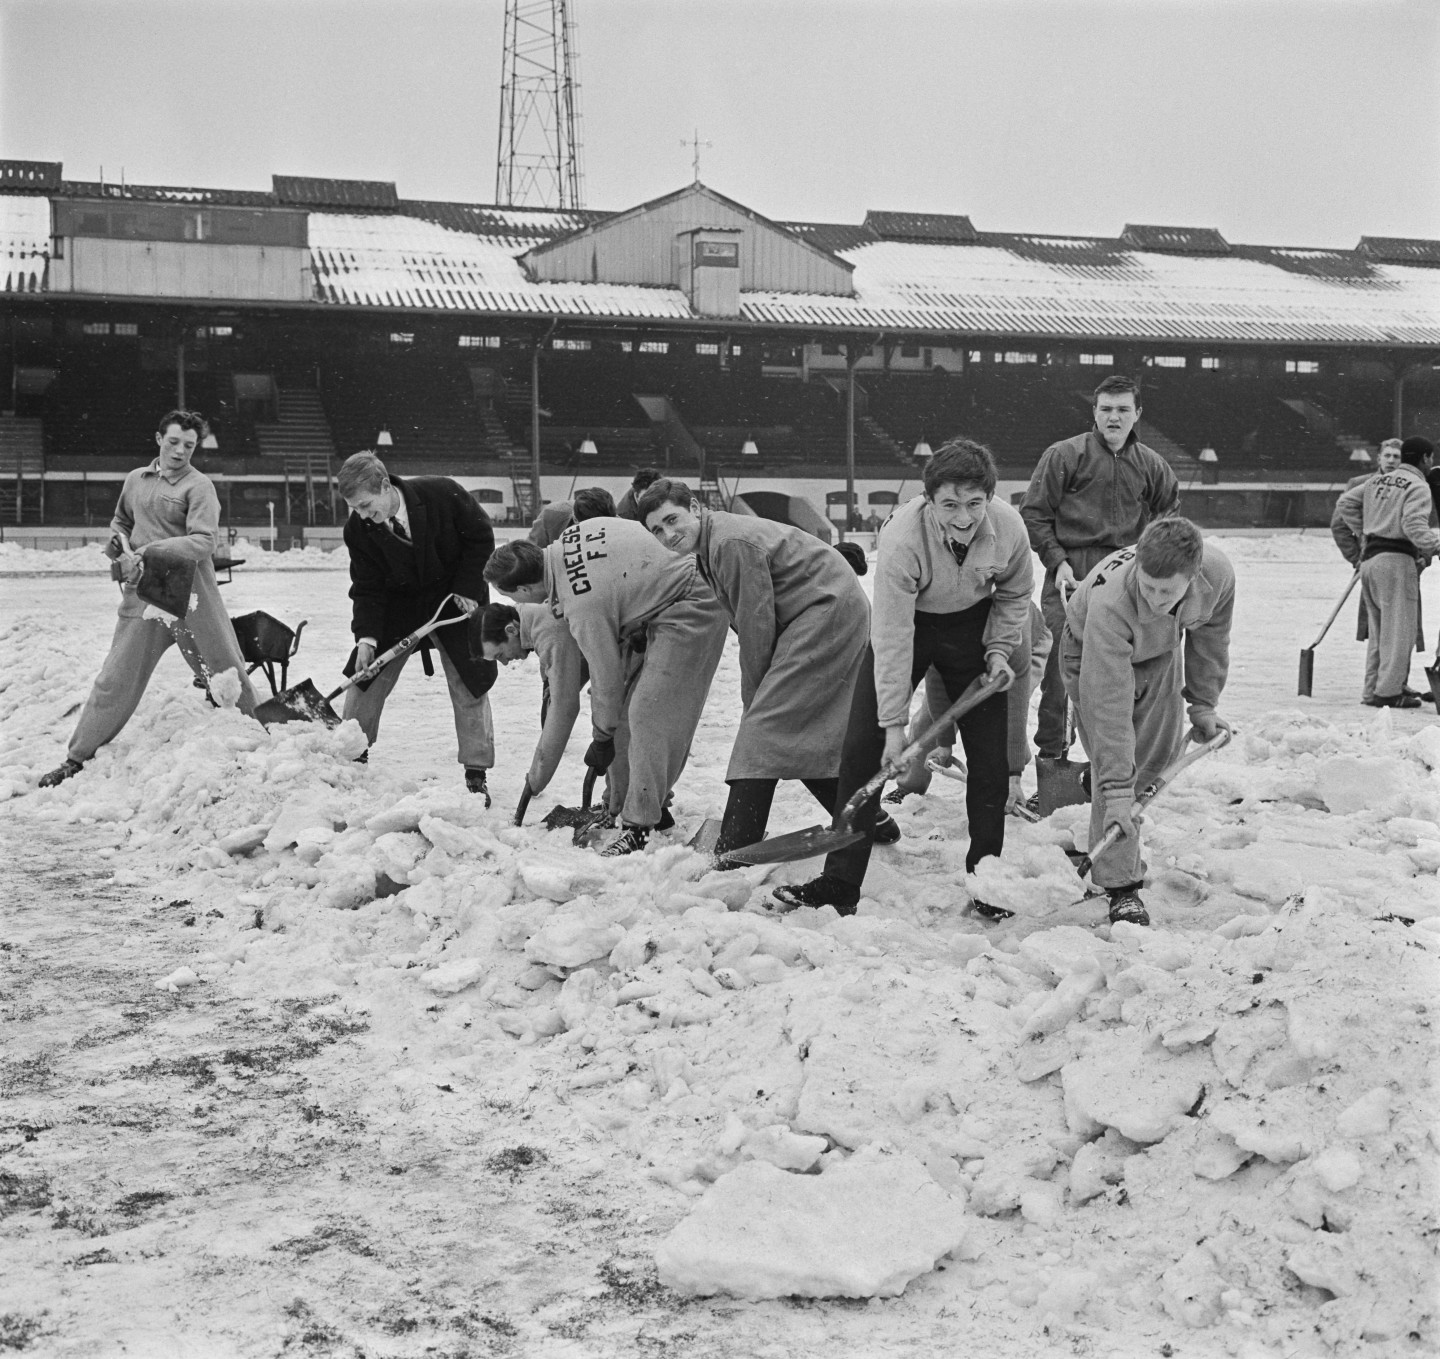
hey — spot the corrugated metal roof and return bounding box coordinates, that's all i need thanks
[51,181,278,207]
[0,161,61,191]
[401,199,602,240]
[1121,224,1230,255]
[864,210,978,244]
[0,194,50,292]
[1358,236,1440,267]
[308,212,695,317]
[274,176,399,210]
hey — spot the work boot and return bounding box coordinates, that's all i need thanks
[872,810,902,845]
[38,759,83,789]
[656,807,676,833]
[770,875,860,916]
[1373,692,1422,709]
[599,824,650,857]
[1107,886,1150,927]
[465,767,492,807]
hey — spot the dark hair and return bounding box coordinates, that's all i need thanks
[156,408,208,440]
[338,451,388,499]
[1136,517,1203,577]
[834,541,868,576]
[1400,436,1435,468]
[1093,375,1141,404]
[483,539,545,591]
[631,467,661,492]
[476,602,520,646]
[572,486,616,521]
[923,438,997,497]
[635,478,696,523]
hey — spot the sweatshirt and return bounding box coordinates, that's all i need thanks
[518,603,587,792]
[542,516,700,739]
[871,493,1034,729]
[1066,541,1235,807]
[1019,430,1180,571]
[112,460,220,561]
[1334,464,1440,561]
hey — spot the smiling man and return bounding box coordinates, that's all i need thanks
[638,479,873,859]
[38,409,258,788]
[772,438,1033,915]
[1061,516,1235,926]
[1020,376,1180,770]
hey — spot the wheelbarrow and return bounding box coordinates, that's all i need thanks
[231,611,309,697]
[254,595,466,727]
[720,671,1011,866]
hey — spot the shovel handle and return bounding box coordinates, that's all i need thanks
[838,671,1009,827]
[326,594,466,700]
[581,768,598,810]
[514,782,534,827]
[1304,570,1361,651]
[1075,728,1232,878]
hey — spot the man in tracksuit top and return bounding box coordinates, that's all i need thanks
[39,409,259,788]
[1061,517,1234,927]
[1020,376,1179,765]
[527,486,617,549]
[637,479,877,859]
[1333,436,1440,709]
[483,519,728,855]
[773,439,1033,916]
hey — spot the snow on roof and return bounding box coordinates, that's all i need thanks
[307,212,696,318]
[733,238,1440,344]
[1,193,50,292]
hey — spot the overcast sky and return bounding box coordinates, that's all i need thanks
[2,0,1436,249]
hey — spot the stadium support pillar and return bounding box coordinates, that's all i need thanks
[176,341,185,409]
[843,343,858,544]
[531,327,550,519]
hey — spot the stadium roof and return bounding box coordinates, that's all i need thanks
[3,161,1439,345]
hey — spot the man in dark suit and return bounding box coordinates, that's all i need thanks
[337,452,498,800]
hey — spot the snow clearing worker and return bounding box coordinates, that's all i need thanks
[1020,375,1179,773]
[771,438,1033,916]
[337,452,498,800]
[886,601,1051,809]
[39,409,258,789]
[1333,435,1440,709]
[527,485,616,549]
[474,602,595,814]
[637,479,885,859]
[1062,516,1235,927]
[483,519,728,856]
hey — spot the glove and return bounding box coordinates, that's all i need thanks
[1103,793,1137,843]
[584,736,616,774]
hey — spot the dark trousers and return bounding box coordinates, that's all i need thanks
[1035,546,1115,757]
[716,777,838,857]
[824,601,1009,889]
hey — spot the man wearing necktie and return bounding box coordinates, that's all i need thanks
[337,451,498,799]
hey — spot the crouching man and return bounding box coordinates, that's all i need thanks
[483,520,728,855]
[1061,517,1234,927]
[773,438,1032,915]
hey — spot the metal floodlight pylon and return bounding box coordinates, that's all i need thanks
[496,0,585,210]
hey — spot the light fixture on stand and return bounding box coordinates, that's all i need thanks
[741,435,759,457]
[579,436,598,457]
[376,427,393,448]
[201,432,218,450]
[1199,446,1219,485]
[913,437,932,460]
[1348,445,1372,465]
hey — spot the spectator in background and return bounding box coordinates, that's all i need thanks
[528,485,616,548]
[1019,375,1179,770]
[616,468,661,521]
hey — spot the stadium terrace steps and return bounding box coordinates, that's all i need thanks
[0,415,45,524]
[256,388,337,463]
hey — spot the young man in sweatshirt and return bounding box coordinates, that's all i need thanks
[483,518,728,855]
[1333,435,1440,708]
[772,439,1033,915]
[1061,516,1234,927]
[637,478,881,858]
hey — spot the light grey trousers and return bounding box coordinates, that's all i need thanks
[342,643,494,768]
[1359,553,1420,701]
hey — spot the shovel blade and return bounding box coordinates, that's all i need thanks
[720,824,867,866]
[687,817,723,854]
[137,547,197,620]
[254,678,342,728]
[1297,647,1315,697]
[1036,755,1090,817]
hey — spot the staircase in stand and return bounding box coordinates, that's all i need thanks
[1135,419,1198,478]
[257,389,339,524]
[0,416,45,524]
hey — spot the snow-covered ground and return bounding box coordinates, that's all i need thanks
[1,534,1436,1358]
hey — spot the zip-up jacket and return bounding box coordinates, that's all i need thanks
[1066,541,1235,805]
[542,516,700,739]
[1334,464,1440,562]
[872,494,1033,729]
[1020,429,1179,571]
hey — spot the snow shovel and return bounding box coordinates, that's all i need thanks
[1298,570,1361,697]
[1036,695,1090,817]
[254,595,467,727]
[721,671,1010,866]
[113,533,198,620]
[1070,729,1231,880]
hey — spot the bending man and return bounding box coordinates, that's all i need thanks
[638,479,885,857]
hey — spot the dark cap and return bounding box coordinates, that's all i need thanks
[1400,436,1434,460]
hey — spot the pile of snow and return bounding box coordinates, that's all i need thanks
[0,537,345,575]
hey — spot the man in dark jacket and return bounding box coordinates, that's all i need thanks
[1019,376,1179,766]
[337,452,498,800]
